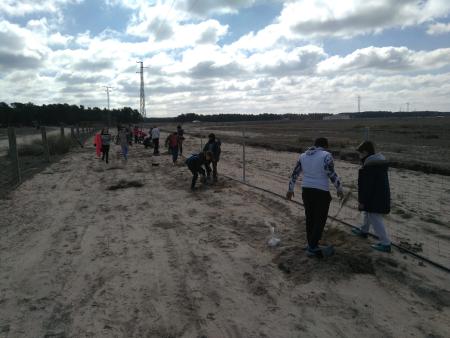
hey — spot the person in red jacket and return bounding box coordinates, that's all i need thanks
[94,131,102,158]
[165,132,179,164]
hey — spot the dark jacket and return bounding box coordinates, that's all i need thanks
[185,153,206,172]
[358,153,391,214]
[203,139,221,161]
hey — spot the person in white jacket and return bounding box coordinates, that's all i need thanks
[286,137,344,257]
[151,126,160,155]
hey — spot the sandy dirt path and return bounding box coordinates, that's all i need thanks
[0,138,449,337]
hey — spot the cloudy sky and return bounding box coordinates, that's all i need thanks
[1,0,450,116]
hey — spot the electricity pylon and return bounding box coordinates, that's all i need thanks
[136,61,147,118]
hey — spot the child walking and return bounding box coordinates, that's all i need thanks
[166,132,179,164]
[352,141,392,252]
[100,128,112,163]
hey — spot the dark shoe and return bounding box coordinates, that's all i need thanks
[351,227,368,238]
[320,245,335,257]
[371,243,391,253]
[306,247,322,258]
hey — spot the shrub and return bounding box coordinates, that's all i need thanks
[47,135,77,155]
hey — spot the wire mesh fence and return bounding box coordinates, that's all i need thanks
[181,129,450,271]
[0,126,95,197]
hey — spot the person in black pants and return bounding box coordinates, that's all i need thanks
[100,128,111,164]
[286,137,344,257]
[203,133,221,183]
[185,152,212,190]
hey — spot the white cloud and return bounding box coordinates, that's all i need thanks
[0,20,49,70]
[279,0,450,39]
[0,0,83,16]
[1,0,450,115]
[427,22,450,35]
[317,46,450,74]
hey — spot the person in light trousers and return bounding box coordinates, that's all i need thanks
[352,140,392,252]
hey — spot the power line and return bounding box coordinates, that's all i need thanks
[154,0,177,40]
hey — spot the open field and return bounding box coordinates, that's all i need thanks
[170,116,450,175]
[0,134,449,337]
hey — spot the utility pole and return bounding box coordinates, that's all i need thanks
[357,95,361,113]
[136,61,148,118]
[406,102,410,112]
[104,86,112,126]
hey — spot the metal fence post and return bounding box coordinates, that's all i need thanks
[8,127,21,184]
[242,130,247,182]
[76,126,80,139]
[60,126,64,137]
[200,135,203,152]
[71,126,75,137]
[41,126,50,162]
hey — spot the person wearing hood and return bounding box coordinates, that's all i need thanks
[286,137,344,257]
[351,141,392,253]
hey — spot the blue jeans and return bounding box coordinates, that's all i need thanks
[121,145,128,160]
[170,146,178,162]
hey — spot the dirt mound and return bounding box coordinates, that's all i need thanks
[274,227,375,283]
[106,179,144,190]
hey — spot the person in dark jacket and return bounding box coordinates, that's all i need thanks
[177,125,184,155]
[185,151,212,190]
[100,128,112,164]
[352,140,392,252]
[203,133,221,183]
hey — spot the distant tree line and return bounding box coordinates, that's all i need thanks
[0,102,143,127]
[349,111,450,118]
[2,101,449,127]
[145,112,332,123]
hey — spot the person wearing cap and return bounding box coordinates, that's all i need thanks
[351,140,392,253]
[286,137,344,257]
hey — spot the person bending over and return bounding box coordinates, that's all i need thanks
[185,151,212,191]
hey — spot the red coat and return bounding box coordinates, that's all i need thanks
[94,133,102,157]
[168,134,178,147]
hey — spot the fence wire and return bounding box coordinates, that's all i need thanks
[0,127,95,197]
[181,131,450,272]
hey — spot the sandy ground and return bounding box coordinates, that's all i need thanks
[0,136,449,337]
